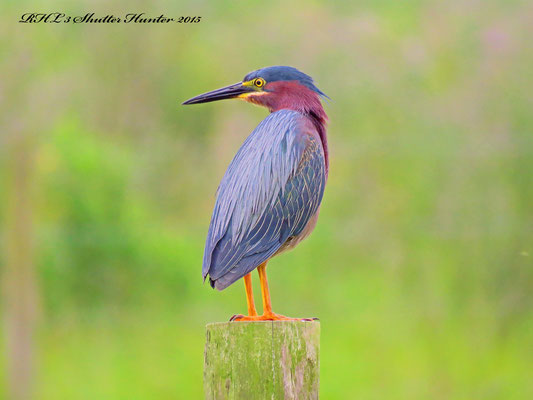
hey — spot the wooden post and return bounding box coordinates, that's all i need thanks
[204,321,320,400]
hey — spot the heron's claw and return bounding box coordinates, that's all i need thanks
[229,314,246,321]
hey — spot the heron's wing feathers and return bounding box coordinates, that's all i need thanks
[203,110,326,290]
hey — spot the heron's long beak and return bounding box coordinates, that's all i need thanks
[182,82,254,105]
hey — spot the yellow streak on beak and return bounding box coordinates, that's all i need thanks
[237,91,268,99]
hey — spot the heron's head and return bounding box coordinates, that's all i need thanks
[183,66,328,113]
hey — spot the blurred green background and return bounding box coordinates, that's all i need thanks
[1,0,532,399]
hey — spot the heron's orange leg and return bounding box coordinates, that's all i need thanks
[243,272,257,316]
[257,261,284,319]
[231,262,317,322]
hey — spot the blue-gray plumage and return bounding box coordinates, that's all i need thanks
[203,110,326,290]
[183,65,329,321]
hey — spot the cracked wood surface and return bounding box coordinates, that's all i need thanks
[204,321,320,400]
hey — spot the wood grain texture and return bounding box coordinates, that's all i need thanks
[204,321,320,400]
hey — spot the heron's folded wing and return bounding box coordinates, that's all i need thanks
[202,110,326,290]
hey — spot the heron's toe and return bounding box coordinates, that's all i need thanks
[229,314,246,321]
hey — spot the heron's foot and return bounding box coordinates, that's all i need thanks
[230,313,319,322]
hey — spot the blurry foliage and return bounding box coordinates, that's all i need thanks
[1,0,533,399]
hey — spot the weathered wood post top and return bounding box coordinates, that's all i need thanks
[204,321,320,400]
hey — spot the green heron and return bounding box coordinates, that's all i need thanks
[183,66,328,321]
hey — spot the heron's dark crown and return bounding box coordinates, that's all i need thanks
[243,66,328,98]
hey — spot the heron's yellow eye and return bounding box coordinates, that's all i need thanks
[254,78,265,88]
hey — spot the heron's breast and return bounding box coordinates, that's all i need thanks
[274,208,321,256]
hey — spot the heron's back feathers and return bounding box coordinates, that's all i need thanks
[203,110,326,290]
